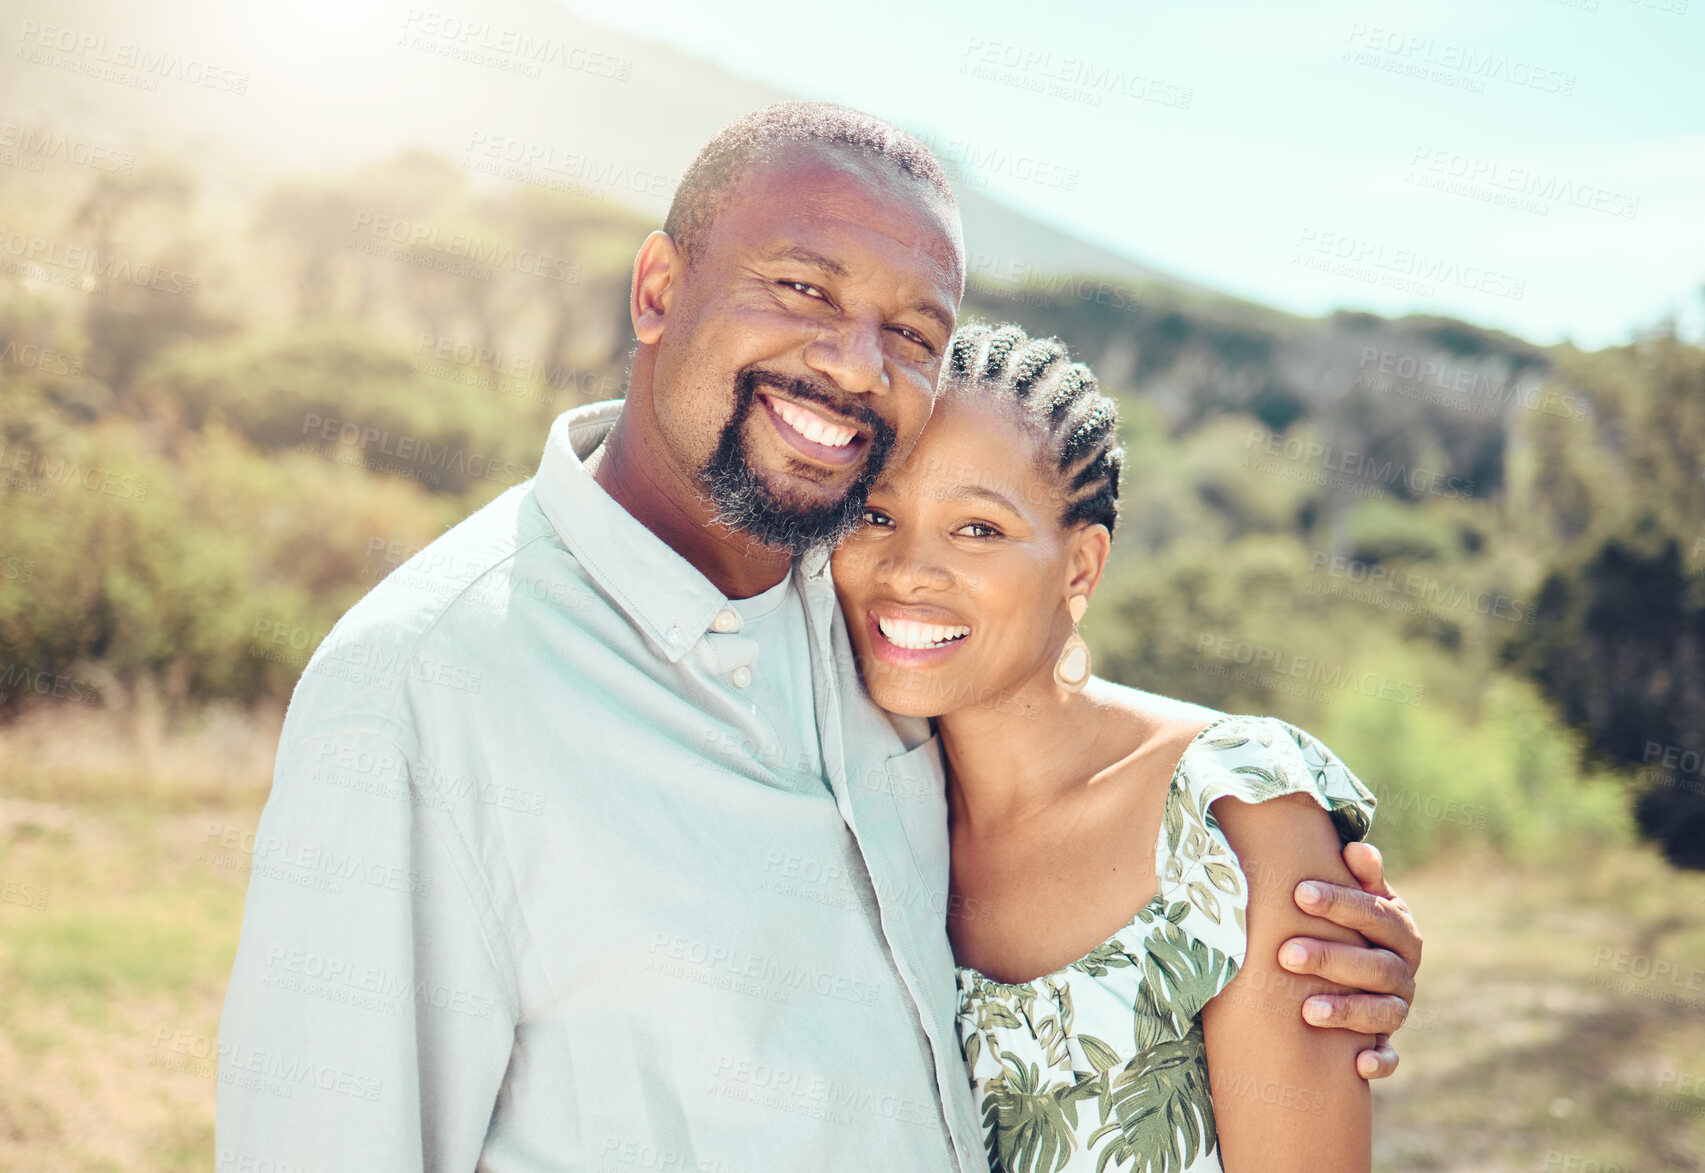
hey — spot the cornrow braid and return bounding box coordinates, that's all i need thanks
[941,322,1125,536]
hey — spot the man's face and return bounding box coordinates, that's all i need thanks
[648,145,963,554]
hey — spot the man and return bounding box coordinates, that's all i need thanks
[217,102,1420,1172]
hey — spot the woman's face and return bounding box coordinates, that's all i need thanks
[831,391,1088,718]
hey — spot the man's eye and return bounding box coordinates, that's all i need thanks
[889,326,936,356]
[861,508,894,528]
[783,280,827,300]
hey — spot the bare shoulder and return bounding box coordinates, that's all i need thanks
[1083,679,1224,761]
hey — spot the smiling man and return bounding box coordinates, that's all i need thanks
[217,102,1420,1172]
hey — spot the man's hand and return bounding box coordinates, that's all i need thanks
[1279,841,1421,1080]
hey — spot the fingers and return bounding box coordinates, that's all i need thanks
[1280,935,1416,1004]
[1355,1035,1400,1081]
[1341,841,1395,898]
[1294,879,1423,971]
[1301,992,1411,1035]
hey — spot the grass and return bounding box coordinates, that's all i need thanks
[1,704,1703,1171]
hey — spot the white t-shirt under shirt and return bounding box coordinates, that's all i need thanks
[727,571,824,783]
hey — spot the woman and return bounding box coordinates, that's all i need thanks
[831,324,1378,1173]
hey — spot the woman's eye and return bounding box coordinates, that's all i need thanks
[956,522,1001,539]
[861,508,894,528]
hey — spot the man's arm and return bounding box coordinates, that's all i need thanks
[216,723,518,1171]
[1280,841,1422,1079]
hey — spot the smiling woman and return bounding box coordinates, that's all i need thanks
[830,323,1389,1173]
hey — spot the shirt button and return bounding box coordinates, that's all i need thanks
[666,626,685,647]
[731,666,752,689]
[712,609,739,633]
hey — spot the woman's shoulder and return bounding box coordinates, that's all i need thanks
[1173,712,1377,845]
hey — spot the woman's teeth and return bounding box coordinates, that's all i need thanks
[877,616,971,650]
[770,396,856,448]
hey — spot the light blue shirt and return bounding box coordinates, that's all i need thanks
[216,400,987,1172]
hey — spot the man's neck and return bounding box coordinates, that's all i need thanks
[589,407,795,601]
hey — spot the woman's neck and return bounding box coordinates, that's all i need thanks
[937,675,1146,834]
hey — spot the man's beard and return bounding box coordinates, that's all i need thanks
[699,367,896,556]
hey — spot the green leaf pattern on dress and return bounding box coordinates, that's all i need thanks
[954,715,1378,1173]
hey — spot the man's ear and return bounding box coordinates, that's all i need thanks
[1065,523,1112,602]
[631,230,682,345]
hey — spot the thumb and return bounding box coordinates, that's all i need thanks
[1343,841,1395,898]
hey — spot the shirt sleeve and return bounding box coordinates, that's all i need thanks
[215,722,520,1172]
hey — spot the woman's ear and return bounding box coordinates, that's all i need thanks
[631,230,682,345]
[1064,523,1112,602]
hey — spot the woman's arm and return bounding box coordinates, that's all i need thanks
[1200,793,1375,1173]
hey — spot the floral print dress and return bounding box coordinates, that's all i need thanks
[954,715,1377,1173]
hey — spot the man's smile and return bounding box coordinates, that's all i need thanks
[759,392,869,469]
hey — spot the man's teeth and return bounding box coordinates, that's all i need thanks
[770,397,856,448]
[877,616,971,650]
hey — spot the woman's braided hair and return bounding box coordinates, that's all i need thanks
[942,322,1125,536]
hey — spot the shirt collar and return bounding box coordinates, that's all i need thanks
[532,400,829,662]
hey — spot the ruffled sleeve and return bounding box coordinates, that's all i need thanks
[1137,714,1378,1028]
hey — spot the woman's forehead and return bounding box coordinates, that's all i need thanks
[881,393,1053,500]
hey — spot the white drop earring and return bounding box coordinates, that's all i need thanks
[1053,595,1091,693]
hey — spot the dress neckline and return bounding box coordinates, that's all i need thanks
[951,711,1250,991]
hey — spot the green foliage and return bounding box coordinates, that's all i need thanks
[2,144,1698,872]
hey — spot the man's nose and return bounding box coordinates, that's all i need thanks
[803,314,889,398]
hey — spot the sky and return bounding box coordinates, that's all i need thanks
[552,0,1703,348]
